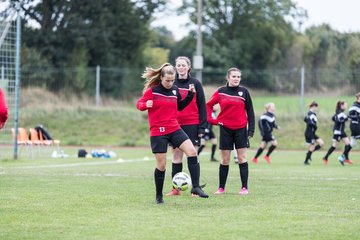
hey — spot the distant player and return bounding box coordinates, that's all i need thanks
[198,109,218,162]
[338,92,360,165]
[323,101,351,165]
[303,101,324,165]
[252,102,280,164]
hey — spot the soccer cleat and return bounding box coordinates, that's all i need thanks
[344,159,353,165]
[338,155,345,166]
[322,158,328,166]
[252,157,258,164]
[210,157,218,162]
[191,186,209,198]
[264,155,271,164]
[304,160,310,165]
[165,188,181,196]
[155,195,164,204]
[214,187,225,195]
[234,157,239,164]
[239,187,248,195]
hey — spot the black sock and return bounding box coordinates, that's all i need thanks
[172,162,183,178]
[324,146,335,159]
[266,145,276,156]
[154,168,165,197]
[305,151,312,162]
[239,162,248,189]
[219,164,229,189]
[314,145,321,152]
[343,145,352,159]
[198,145,205,155]
[211,144,217,159]
[187,156,200,188]
[254,148,264,158]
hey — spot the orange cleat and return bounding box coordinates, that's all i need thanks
[344,159,353,165]
[264,155,271,164]
[165,188,181,196]
[252,157,258,164]
[323,158,328,166]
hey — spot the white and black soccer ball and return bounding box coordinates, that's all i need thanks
[172,172,192,191]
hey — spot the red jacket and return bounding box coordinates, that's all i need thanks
[136,84,193,136]
[0,88,8,127]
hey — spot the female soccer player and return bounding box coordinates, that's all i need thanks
[136,63,208,204]
[198,109,218,162]
[0,87,8,129]
[339,92,360,165]
[206,67,255,195]
[303,101,324,165]
[323,101,351,165]
[252,102,280,164]
[166,56,207,196]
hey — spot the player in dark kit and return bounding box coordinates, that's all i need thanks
[338,92,360,165]
[167,56,208,196]
[198,109,218,162]
[207,67,255,196]
[303,101,324,165]
[136,63,209,204]
[252,102,279,164]
[323,101,351,165]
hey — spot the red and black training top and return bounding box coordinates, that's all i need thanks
[206,84,255,136]
[175,76,207,133]
[0,88,8,125]
[136,84,194,136]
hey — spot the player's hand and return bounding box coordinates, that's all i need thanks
[0,122,4,129]
[189,84,196,93]
[146,100,153,108]
[248,130,254,138]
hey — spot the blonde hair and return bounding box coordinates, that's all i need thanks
[142,63,176,92]
[265,102,275,111]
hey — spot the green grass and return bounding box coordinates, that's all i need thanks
[1,147,359,239]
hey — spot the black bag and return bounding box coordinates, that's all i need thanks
[78,149,87,158]
[35,125,53,140]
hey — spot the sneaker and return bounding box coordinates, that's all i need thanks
[165,188,181,196]
[214,187,225,195]
[264,155,271,164]
[323,158,328,166]
[344,159,353,165]
[338,155,345,166]
[210,157,218,162]
[191,186,209,198]
[252,157,258,164]
[239,187,248,195]
[155,195,164,204]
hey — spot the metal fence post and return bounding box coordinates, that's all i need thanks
[96,65,100,108]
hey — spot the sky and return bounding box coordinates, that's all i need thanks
[151,0,360,40]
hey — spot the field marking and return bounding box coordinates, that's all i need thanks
[10,157,154,169]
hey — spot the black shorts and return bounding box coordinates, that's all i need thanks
[350,124,360,139]
[181,124,200,146]
[333,132,347,142]
[150,129,189,153]
[305,132,319,144]
[203,130,216,141]
[262,134,275,143]
[219,126,248,150]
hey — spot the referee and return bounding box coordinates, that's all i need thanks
[207,67,255,195]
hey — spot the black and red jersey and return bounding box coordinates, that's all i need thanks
[206,85,255,135]
[175,76,207,133]
[136,84,193,136]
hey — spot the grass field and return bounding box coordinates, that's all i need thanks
[1,146,359,240]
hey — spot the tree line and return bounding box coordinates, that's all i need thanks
[3,0,360,97]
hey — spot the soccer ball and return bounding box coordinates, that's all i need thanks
[172,172,192,191]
